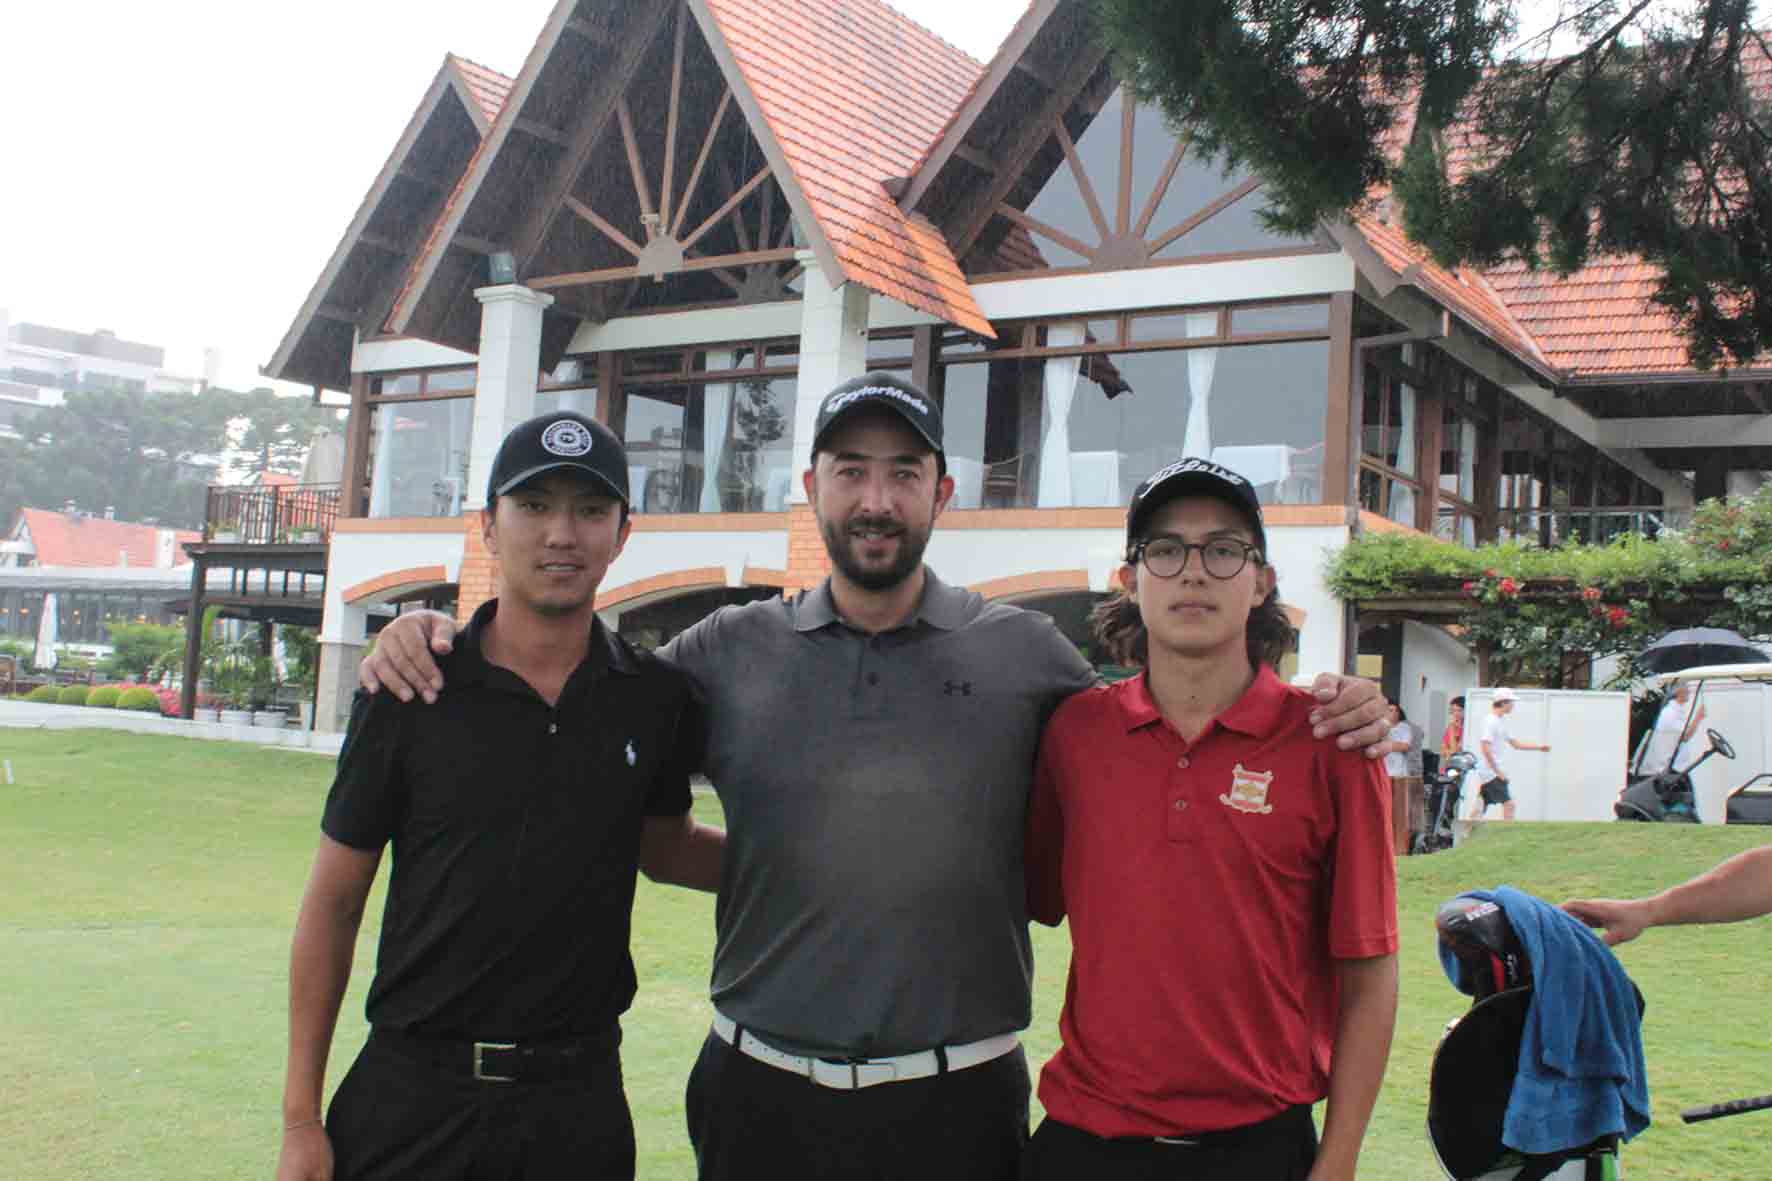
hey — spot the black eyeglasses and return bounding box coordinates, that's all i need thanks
[1130,537,1263,580]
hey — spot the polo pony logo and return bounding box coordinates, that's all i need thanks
[1219,764,1275,814]
[943,680,973,696]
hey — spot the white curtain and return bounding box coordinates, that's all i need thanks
[700,351,736,513]
[1037,323,1086,507]
[1182,312,1218,457]
[1390,381,1417,526]
[33,593,58,670]
[368,408,399,517]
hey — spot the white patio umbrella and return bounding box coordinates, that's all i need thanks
[32,593,58,671]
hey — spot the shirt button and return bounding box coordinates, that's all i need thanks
[1177,756,1190,769]
[1173,799,1188,811]
[867,672,880,686]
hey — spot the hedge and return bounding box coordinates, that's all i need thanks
[26,685,60,704]
[57,685,91,707]
[86,685,122,709]
[117,687,162,713]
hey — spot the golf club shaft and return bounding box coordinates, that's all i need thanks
[1680,1093,1772,1123]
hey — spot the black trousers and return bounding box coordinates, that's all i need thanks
[327,1034,636,1180]
[1022,1107,1318,1181]
[686,1029,1030,1181]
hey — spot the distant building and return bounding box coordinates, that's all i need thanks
[0,506,200,645]
[0,308,209,399]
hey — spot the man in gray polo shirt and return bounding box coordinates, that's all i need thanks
[360,372,1392,1180]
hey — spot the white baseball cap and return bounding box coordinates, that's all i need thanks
[1493,687,1519,703]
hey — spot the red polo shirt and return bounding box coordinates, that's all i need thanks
[1026,666,1396,1137]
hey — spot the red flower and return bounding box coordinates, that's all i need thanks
[1462,581,1477,595]
[1719,539,1732,551]
[1607,606,1630,629]
[1498,578,1520,596]
[1484,568,1499,579]
[1581,586,1603,602]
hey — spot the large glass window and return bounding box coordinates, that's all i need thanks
[939,318,1330,509]
[1358,351,1423,527]
[365,399,475,518]
[966,86,1315,276]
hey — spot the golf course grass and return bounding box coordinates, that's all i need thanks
[2,728,1769,1177]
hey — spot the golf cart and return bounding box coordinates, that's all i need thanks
[1619,662,1772,823]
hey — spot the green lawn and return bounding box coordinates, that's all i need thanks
[2,729,1770,1178]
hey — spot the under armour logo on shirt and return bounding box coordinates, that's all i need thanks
[625,740,637,766]
[943,681,973,696]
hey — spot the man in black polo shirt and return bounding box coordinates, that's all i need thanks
[276,412,722,1181]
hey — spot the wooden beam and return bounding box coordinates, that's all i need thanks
[453,234,503,256]
[1134,133,1190,239]
[315,304,362,323]
[511,3,676,275]
[565,16,612,45]
[947,48,1113,259]
[396,166,448,191]
[682,166,771,251]
[616,96,656,224]
[673,88,732,236]
[564,195,645,259]
[1053,118,1111,245]
[356,233,407,255]
[954,144,998,174]
[660,5,687,222]
[513,118,571,149]
[1117,93,1136,236]
[529,246,796,290]
[1147,176,1261,254]
[1014,56,1059,90]
[995,202,1098,262]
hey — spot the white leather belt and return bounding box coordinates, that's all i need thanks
[709,1011,1018,1090]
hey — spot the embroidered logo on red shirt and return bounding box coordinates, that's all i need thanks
[1219,764,1275,814]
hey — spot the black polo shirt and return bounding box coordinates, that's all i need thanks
[322,598,696,1042]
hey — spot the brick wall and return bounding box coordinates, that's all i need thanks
[456,511,498,623]
[784,503,831,590]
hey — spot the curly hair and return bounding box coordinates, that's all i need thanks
[1090,582,1297,672]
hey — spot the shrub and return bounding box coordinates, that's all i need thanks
[153,687,181,717]
[117,687,161,713]
[57,685,91,707]
[26,684,60,703]
[86,685,122,709]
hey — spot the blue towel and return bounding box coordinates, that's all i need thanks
[1437,886,1651,1154]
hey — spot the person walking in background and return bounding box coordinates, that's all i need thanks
[1384,705,1424,855]
[1440,696,1465,762]
[1024,459,1397,1181]
[1469,688,1552,821]
[1640,681,1705,773]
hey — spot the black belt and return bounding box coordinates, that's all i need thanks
[369,1024,621,1083]
[1149,1103,1313,1148]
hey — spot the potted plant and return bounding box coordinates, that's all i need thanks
[249,657,286,728]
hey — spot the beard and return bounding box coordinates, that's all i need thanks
[819,508,932,591]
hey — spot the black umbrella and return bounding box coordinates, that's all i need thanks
[1636,627,1769,673]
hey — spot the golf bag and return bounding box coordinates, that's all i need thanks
[1429,896,1642,1180]
[1417,751,1479,854]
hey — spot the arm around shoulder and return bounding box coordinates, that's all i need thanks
[639,811,724,892]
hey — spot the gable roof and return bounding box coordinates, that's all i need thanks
[15,509,196,570]
[698,0,992,334]
[264,55,511,392]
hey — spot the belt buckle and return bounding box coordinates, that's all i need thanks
[473,1041,518,1083]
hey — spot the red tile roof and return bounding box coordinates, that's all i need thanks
[447,54,513,127]
[15,509,196,570]
[701,0,994,336]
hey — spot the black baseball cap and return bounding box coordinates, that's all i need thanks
[811,371,943,456]
[487,411,628,505]
[1125,457,1266,555]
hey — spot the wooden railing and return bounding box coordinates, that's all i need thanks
[204,483,341,545]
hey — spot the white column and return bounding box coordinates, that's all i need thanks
[788,253,870,504]
[465,284,555,511]
[313,601,367,734]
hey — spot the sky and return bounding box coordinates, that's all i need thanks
[0,1,1027,394]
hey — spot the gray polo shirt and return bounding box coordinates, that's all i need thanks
[660,569,1097,1057]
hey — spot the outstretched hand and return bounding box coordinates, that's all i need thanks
[1560,897,1649,946]
[359,609,458,703]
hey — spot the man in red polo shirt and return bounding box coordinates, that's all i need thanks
[1024,458,1398,1181]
